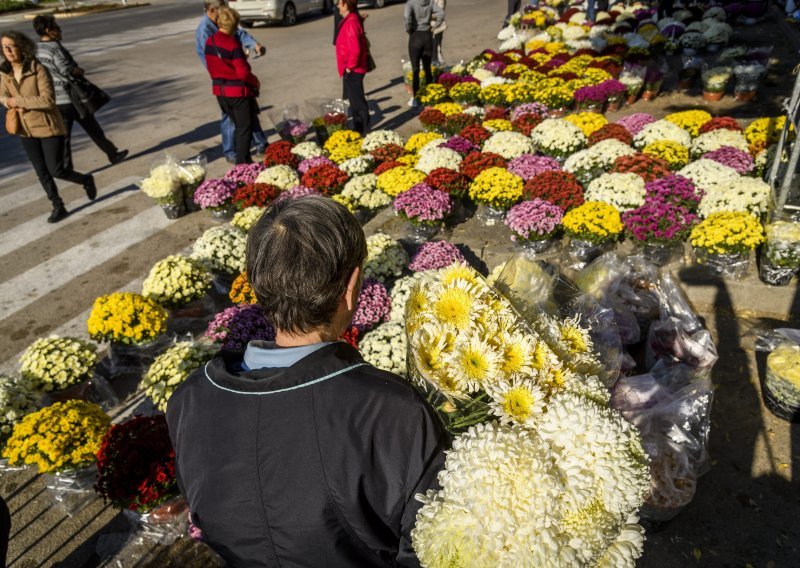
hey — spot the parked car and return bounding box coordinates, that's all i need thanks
[229,0,333,26]
[357,0,402,7]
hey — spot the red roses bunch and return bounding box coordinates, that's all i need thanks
[263,140,298,169]
[419,109,447,132]
[95,415,178,512]
[588,123,633,147]
[523,171,584,211]
[300,164,349,195]
[611,153,671,183]
[370,143,405,164]
[459,151,507,179]
[458,124,491,146]
[425,168,471,199]
[233,183,282,209]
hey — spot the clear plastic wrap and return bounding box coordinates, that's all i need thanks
[565,238,613,269]
[122,497,189,545]
[307,98,349,143]
[138,154,184,213]
[750,328,800,421]
[693,247,750,280]
[641,242,682,267]
[44,466,97,516]
[646,317,718,374]
[95,335,173,382]
[177,154,208,213]
[267,103,311,144]
[759,215,800,286]
[611,362,714,521]
[474,204,505,227]
[42,374,119,412]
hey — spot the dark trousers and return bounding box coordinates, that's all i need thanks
[342,71,369,136]
[57,103,118,170]
[408,30,433,97]
[0,496,8,568]
[658,0,674,19]
[19,135,90,208]
[217,96,255,165]
[506,0,520,22]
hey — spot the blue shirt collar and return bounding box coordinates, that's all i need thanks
[242,340,335,370]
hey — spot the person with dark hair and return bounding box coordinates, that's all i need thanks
[167,196,448,567]
[32,16,127,170]
[335,0,370,135]
[404,0,444,107]
[204,6,260,165]
[196,0,268,163]
[1,30,96,223]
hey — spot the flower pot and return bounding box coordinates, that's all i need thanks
[694,248,750,279]
[515,238,554,255]
[758,259,795,286]
[567,238,612,265]
[107,337,169,380]
[161,201,185,219]
[577,100,604,113]
[605,96,623,113]
[640,89,659,101]
[763,348,800,422]
[547,106,569,118]
[702,90,724,102]
[209,204,235,221]
[641,242,682,267]
[43,375,118,411]
[44,465,97,516]
[474,204,505,227]
[734,90,757,102]
[123,497,190,545]
[401,221,439,244]
[626,93,639,106]
[183,184,201,213]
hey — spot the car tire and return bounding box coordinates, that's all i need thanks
[282,1,297,26]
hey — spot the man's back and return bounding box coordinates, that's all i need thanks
[167,342,447,568]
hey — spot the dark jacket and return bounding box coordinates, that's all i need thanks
[166,342,448,568]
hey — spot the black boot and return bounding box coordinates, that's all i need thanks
[48,203,69,223]
[109,149,129,165]
[84,175,97,200]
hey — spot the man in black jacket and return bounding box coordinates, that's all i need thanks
[167,196,448,567]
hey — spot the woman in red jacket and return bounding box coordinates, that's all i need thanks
[335,0,369,135]
[204,6,260,164]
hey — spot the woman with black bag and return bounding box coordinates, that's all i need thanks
[1,31,97,223]
[33,15,127,170]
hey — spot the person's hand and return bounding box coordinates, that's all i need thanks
[4,97,16,109]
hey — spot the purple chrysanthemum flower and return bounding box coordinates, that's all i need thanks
[204,304,275,350]
[409,240,466,272]
[352,278,391,332]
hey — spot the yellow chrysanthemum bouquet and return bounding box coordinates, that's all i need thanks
[87,292,167,345]
[2,400,110,473]
[690,211,764,278]
[561,201,624,244]
[406,262,649,566]
[468,167,524,210]
[229,272,258,304]
[323,130,363,164]
[376,166,426,197]
[20,336,97,392]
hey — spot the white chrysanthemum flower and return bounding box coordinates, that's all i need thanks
[290,141,324,159]
[231,206,266,232]
[360,321,407,376]
[389,274,424,321]
[634,120,692,149]
[415,146,463,174]
[339,155,374,176]
[191,225,247,274]
[0,374,38,437]
[362,129,404,152]
[597,514,645,568]
[448,333,501,392]
[585,173,646,211]
[698,176,770,218]
[678,158,740,195]
[532,118,588,158]
[689,129,749,157]
[487,377,546,426]
[483,131,535,160]
[255,165,300,190]
[363,233,409,282]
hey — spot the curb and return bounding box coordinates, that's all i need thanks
[19,2,149,20]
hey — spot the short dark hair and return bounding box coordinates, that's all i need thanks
[1,31,37,69]
[246,196,367,334]
[340,0,358,12]
[32,15,57,37]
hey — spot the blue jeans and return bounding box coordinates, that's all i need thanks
[221,111,266,159]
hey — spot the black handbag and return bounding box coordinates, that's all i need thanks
[66,75,110,119]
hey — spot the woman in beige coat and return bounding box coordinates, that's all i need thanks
[1,31,95,223]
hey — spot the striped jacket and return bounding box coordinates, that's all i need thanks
[204,31,259,98]
[35,40,74,106]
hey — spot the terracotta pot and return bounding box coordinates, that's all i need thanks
[641,90,659,101]
[626,93,639,106]
[735,90,757,102]
[702,90,724,102]
[678,79,694,90]
[605,97,622,112]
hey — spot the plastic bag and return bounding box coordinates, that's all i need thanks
[44,466,97,516]
[122,497,189,546]
[94,335,173,383]
[759,214,800,286]
[693,247,750,280]
[565,238,613,269]
[611,362,714,520]
[138,154,183,207]
[176,154,208,213]
[267,103,311,144]
[307,98,349,143]
[750,328,800,421]
[645,317,718,374]
[42,374,119,412]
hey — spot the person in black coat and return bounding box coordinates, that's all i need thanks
[167,196,448,568]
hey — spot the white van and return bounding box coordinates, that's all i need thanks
[229,0,333,26]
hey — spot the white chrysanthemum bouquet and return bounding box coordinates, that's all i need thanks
[406,262,650,567]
